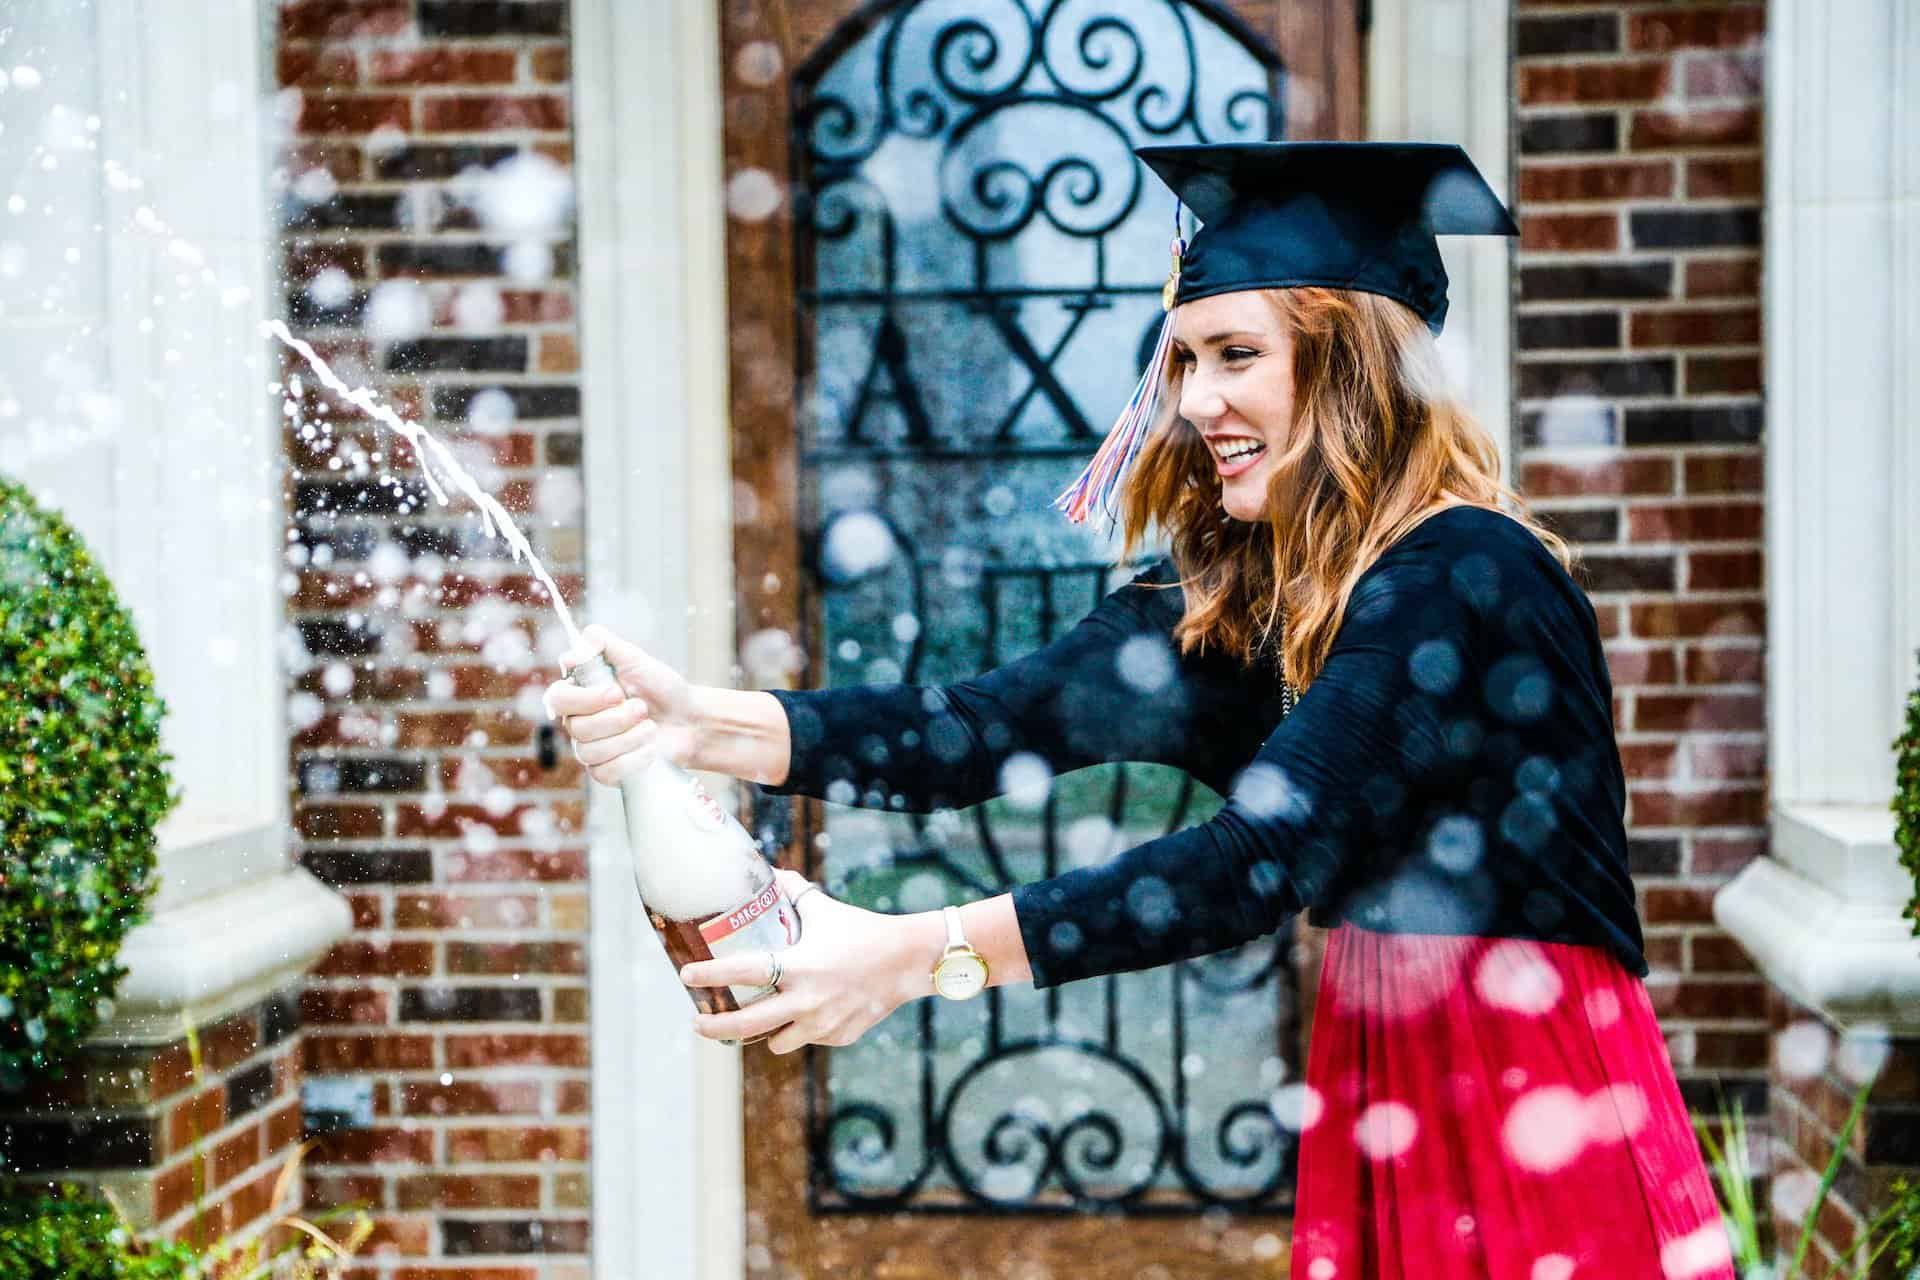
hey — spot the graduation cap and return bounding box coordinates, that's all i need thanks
[1055,141,1516,525]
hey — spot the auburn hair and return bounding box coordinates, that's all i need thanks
[1115,287,1574,691]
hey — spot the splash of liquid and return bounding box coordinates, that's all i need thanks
[265,319,582,650]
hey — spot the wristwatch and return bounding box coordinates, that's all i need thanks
[930,905,989,1000]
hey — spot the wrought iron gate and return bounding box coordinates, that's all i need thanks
[789,0,1298,1214]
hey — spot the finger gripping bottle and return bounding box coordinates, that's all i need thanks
[568,653,799,1019]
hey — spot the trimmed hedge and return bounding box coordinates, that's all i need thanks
[0,475,175,1091]
[0,1185,198,1279]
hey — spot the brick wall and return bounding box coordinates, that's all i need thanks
[1511,0,1770,1113]
[1765,994,1920,1279]
[275,3,592,1277]
[0,992,305,1248]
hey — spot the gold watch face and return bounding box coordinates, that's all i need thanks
[932,952,988,1001]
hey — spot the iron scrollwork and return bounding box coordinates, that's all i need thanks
[793,0,1295,1216]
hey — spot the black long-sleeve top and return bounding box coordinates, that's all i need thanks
[763,505,1644,988]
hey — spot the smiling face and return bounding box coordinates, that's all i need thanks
[1169,291,1296,522]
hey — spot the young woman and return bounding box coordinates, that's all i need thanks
[546,143,1735,1279]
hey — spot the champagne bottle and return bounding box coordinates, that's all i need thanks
[567,653,799,1030]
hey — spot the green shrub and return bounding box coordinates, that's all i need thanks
[1897,647,1920,936]
[0,474,175,1091]
[0,1185,199,1279]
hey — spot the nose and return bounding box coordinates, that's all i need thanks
[1178,367,1226,429]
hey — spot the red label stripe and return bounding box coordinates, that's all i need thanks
[699,880,782,944]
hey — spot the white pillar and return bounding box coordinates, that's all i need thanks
[1714,0,1920,1029]
[573,1,744,1277]
[1367,0,1514,479]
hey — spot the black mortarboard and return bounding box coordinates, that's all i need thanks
[1054,142,1516,526]
[1137,141,1518,336]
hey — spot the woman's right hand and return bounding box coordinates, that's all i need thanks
[544,624,699,784]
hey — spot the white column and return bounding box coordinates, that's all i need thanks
[1714,0,1920,1029]
[1366,0,1514,479]
[573,1,743,1277]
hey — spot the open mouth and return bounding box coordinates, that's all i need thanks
[1208,437,1267,477]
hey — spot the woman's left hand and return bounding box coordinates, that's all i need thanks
[680,869,937,1054]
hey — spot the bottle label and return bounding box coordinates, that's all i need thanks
[698,879,801,957]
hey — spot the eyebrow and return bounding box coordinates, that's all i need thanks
[1172,330,1264,348]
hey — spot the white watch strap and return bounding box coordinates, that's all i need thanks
[942,904,967,952]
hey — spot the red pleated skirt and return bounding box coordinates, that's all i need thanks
[1289,924,1736,1280]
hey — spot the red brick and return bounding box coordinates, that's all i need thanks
[444,1034,589,1069]
[1518,160,1675,204]
[1519,62,1668,106]
[307,1172,387,1212]
[1684,257,1761,299]
[213,1122,264,1187]
[1643,934,1685,971]
[1631,600,1763,641]
[1629,9,1766,52]
[1521,212,1619,252]
[394,893,540,930]
[537,333,580,373]
[529,45,569,83]
[1618,741,1679,781]
[1684,644,1764,685]
[555,1079,592,1114]
[446,941,586,975]
[397,1173,541,1211]
[1605,644,1678,687]
[1521,456,1674,498]
[1691,935,1761,975]
[1669,977,1768,1021]
[401,1079,543,1117]
[309,1127,436,1165]
[201,1013,265,1071]
[279,47,360,88]
[419,95,570,134]
[1684,737,1767,781]
[369,49,519,85]
[166,1086,228,1154]
[1693,836,1766,877]
[265,1098,303,1154]
[293,711,387,750]
[345,892,385,929]
[396,802,535,839]
[1630,785,1766,827]
[154,1158,201,1222]
[1686,157,1764,199]
[1683,454,1764,495]
[498,290,574,324]
[304,1033,437,1072]
[1629,307,1761,349]
[278,0,409,39]
[1686,549,1762,592]
[314,939,436,979]
[444,847,588,883]
[395,709,535,749]
[1630,107,1763,151]
[297,803,387,840]
[438,755,584,790]
[1642,884,1721,924]
[1634,690,1765,732]
[302,986,391,1025]
[1685,51,1767,101]
[360,1216,434,1256]
[445,1125,590,1162]
[1685,355,1762,395]
[297,94,412,136]
[1629,502,1762,543]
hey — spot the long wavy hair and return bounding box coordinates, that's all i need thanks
[1116,287,1574,690]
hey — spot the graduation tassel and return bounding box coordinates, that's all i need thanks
[1053,229,1184,527]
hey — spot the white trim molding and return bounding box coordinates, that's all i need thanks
[1716,0,1920,1027]
[572,1,742,1277]
[1366,0,1515,480]
[92,868,351,1045]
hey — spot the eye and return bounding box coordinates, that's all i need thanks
[1222,345,1260,363]
[1171,348,1196,370]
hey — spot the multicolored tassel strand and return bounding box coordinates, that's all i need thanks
[1055,204,1187,527]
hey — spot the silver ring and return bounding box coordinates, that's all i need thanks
[764,950,784,991]
[790,880,823,910]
